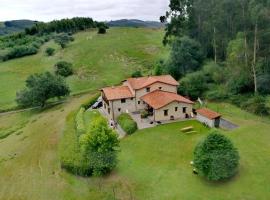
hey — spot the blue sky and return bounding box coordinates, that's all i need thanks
[0,0,169,22]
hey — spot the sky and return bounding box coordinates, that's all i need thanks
[0,0,169,22]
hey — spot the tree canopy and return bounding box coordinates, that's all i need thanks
[166,36,204,79]
[79,116,119,176]
[162,0,270,94]
[16,72,70,107]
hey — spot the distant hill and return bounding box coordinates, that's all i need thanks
[0,20,37,35]
[107,19,164,28]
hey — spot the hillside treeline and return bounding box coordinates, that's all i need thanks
[160,0,270,115]
[25,17,99,35]
[0,17,103,61]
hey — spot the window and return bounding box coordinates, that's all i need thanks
[108,108,111,114]
[183,107,187,114]
[164,110,168,116]
[131,98,134,100]
[121,99,126,103]
[138,101,141,105]
[146,87,150,92]
[159,87,162,90]
[175,107,178,112]
[118,108,121,112]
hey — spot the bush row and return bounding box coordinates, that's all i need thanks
[75,107,86,136]
[60,104,119,176]
[0,35,50,61]
[59,111,92,176]
[81,93,100,110]
[117,113,138,135]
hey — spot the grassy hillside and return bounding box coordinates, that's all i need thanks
[1,99,270,199]
[0,28,167,110]
[108,19,164,28]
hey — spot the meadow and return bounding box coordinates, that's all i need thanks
[0,27,167,109]
[1,99,270,199]
[0,27,270,200]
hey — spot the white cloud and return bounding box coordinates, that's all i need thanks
[0,0,169,21]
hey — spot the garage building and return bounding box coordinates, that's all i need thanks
[196,108,221,128]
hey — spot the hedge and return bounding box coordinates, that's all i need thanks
[75,107,86,136]
[117,113,138,135]
[59,111,92,176]
[81,93,100,110]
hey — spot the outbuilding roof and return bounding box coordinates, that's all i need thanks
[196,108,221,119]
[101,86,134,101]
[126,75,179,90]
[141,90,194,110]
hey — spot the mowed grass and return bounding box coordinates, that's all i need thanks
[0,27,166,109]
[1,101,270,199]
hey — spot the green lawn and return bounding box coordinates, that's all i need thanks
[0,27,166,109]
[1,101,270,199]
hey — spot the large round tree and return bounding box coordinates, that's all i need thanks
[194,131,239,181]
[16,72,70,108]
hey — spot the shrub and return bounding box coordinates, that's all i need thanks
[241,95,269,115]
[117,113,138,135]
[257,74,270,94]
[4,45,38,60]
[98,26,106,34]
[131,70,143,78]
[54,33,74,48]
[140,110,149,119]
[194,131,240,181]
[81,93,100,110]
[46,47,55,56]
[75,107,86,136]
[229,94,249,108]
[154,60,165,75]
[55,61,73,77]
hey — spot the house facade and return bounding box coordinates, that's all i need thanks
[101,75,194,122]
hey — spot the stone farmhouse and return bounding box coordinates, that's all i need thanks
[101,75,194,122]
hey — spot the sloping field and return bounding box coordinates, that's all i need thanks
[0,28,166,109]
[1,100,270,199]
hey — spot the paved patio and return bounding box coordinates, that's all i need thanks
[98,107,195,137]
[129,112,195,130]
[129,112,156,129]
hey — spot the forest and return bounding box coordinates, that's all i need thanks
[160,0,270,115]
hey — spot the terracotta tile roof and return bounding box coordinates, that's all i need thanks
[102,86,134,101]
[196,108,221,119]
[141,90,194,110]
[127,75,179,90]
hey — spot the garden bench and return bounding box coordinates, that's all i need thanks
[181,126,194,132]
[185,131,197,134]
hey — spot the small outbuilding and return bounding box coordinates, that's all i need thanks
[196,108,221,128]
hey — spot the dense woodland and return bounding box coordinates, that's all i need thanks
[160,0,270,115]
[0,17,103,61]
